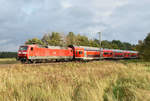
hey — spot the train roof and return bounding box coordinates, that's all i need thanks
[45,46,68,49]
[77,46,100,51]
[21,44,69,49]
[103,49,138,53]
[22,45,138,53]
[70,45,138,53]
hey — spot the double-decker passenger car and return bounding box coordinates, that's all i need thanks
[69,45,138,60]
[68,45,101,60]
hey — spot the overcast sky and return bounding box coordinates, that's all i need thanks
[0,0,150,51]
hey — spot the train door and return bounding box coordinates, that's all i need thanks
[84,51,87,58]
[109,52,113,58]
[112,52,115,59]
[100,49,103,59]
[29,46,36,59]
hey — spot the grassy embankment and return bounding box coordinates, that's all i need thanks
[0,59,150,101]
[0,58,19,64]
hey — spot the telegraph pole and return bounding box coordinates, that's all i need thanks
[98,32,102,48]
[98,32,102,59]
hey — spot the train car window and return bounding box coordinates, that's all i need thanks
[104,53,108,55]
[132,55,136,57]
[31,47,33,51]
[76,51,78,55]
[79,51,83,54]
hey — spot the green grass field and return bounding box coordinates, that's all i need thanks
[0,59,150,101]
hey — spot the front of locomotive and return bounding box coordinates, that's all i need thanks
[17,45,29,63]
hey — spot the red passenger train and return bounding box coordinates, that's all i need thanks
[17,44,138,63]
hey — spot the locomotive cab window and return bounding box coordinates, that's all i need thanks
[19,46,28,51]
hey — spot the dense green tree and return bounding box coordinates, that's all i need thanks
[47,32,63,46]
[24,32,135,51]
[111,43,119,49]
[139,33,150,60]
[132,44,137,51]
[135,40,143,51]
[101,40,112,49]
[25,38,44,45]
[76,34,90,46]
[41,32,63,46]
[66,32,76,45]
[123,42,133,50]
[112,40,125,49]
[41,33,51,45]
[89,39,99,47]
[0,52,17,58]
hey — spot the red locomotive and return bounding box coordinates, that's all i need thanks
[17,44,138,63]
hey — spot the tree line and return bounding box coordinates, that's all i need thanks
[136,33,150,61]
[25,32,135,50]
[0,52,17,58]
[1,32,150,60]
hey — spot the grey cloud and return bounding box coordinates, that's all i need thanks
[103,0,150,43]
[0,0,150,51]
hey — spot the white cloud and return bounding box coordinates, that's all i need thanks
[0,0,150,51]
[61,1,72,9]
[115,0,129,7]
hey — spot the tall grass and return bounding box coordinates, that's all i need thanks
[0,60,150,101]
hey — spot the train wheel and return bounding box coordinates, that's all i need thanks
[32,60,36,64]
[21,59,26,64]
[27,60,32,64]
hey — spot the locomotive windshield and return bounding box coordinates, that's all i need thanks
[19,46,28,51]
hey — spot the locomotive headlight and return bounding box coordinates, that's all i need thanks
[22,52,27,54]
[18,52,27,54]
